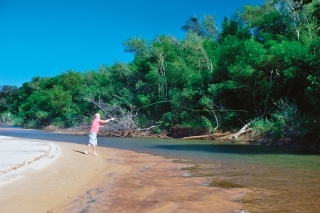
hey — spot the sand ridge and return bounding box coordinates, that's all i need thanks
[0,136,60,187]
[0,142,108,213]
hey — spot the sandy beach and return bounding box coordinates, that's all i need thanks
[0,136,250,213]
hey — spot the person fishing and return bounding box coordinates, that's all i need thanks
[84,113,115,156]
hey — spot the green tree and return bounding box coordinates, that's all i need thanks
[181,15,219,39]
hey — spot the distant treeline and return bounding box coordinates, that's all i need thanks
[1,0,320,143]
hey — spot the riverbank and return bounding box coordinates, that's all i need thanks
[44,124,320,153]
[0,136,250,213]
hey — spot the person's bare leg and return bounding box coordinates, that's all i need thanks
[84,144,91,154]
[92,145,99,156]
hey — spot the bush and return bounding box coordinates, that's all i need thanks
[12,116,24,126]
[250,100,303,140]
[0,112,14,124]
[152,126,161,134]
[52,117,64,128]
[201,116,213,132]
[25,119,38,129]
[250,117,274,139]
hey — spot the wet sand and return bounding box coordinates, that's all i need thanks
[0,137,250,213]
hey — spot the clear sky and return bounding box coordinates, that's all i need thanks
[0,0,264,87]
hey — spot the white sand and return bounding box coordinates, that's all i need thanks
[0,136,60,186]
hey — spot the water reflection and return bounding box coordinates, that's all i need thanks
[148,143,317,155]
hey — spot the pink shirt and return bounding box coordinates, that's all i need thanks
[90,118,104,134]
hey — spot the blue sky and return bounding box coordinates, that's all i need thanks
[0,0,264,87]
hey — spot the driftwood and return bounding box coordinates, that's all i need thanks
[231,123,252,139]
[182,134,216,140]
[182,132,231,140]
[136,125,158,132]
[182,124,253,141]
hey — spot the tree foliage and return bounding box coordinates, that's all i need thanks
[2,0,320,143]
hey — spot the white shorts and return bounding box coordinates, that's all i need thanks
[89,133,97,146]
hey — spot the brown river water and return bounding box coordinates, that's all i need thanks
[1,125,319,212]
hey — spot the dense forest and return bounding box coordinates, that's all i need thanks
[1,0,320,147]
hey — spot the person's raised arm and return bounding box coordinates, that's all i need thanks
[102,117,116,123]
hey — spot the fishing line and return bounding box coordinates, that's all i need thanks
[134,100,247,113]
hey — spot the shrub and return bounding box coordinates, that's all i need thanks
[152,126,161,134]
[250,100,303,140]
[201,116,213,132]
[250,117,274,139]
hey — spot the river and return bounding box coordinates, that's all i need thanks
[1,125,319,212]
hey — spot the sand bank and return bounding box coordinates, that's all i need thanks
[0,136,60,186]
[0,137,250,213]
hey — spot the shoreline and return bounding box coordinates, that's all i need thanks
[0,137,250,213]
[44,124,320,153]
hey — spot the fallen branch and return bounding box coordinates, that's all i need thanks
[182,131,233,140]
[182,134,216,140]
[136,125,158,131]
[231,123,252,139]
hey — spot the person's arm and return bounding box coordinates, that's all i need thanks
[98,118,115,128]
[102,117,116,123]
